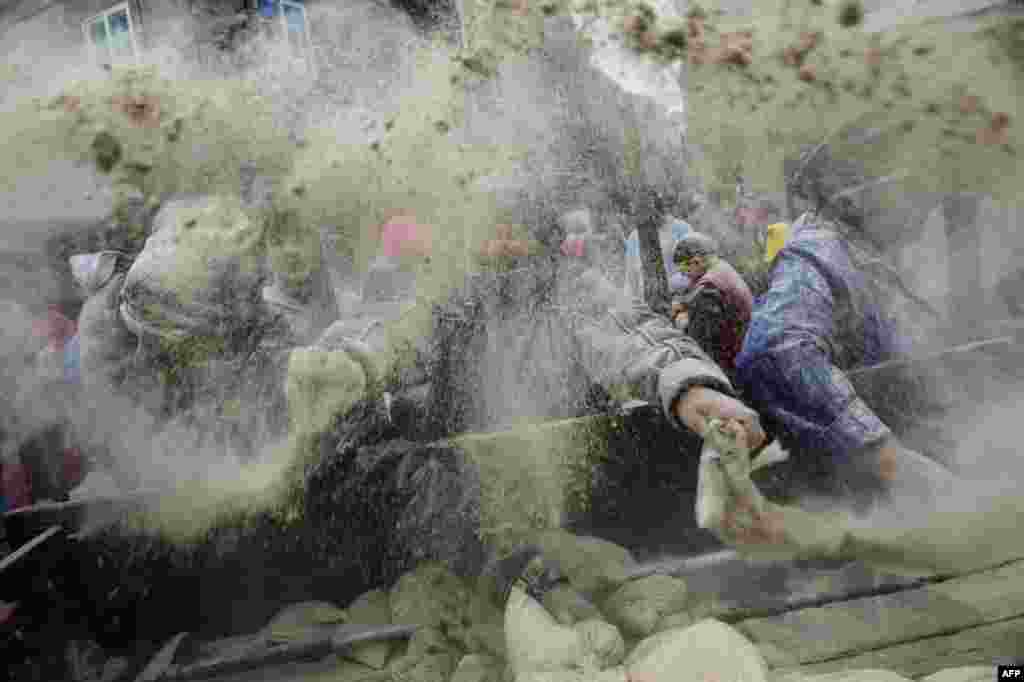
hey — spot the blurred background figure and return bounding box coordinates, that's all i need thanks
[32,301,79,386]
[363,209,434,304]
[764,222,790,266]
[624,214,690,301]
[996,247,1024,320]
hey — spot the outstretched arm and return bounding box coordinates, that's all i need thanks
[699,417,974,577]
[569,268,764,448]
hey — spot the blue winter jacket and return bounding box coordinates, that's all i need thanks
[735,213,910,462]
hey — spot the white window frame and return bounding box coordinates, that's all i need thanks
[83,2,142,69]
[276,0,316,73]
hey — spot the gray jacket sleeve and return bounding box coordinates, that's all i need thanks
[78,274,136,393]
[566,268,735,432]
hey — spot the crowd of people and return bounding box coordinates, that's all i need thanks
[1,120,1014,682]
[470,130,967,553]
[0,125,983,581]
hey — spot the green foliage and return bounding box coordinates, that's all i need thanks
[264,203,322,295]
[154,334,227,388]
[91,131,123,173]
[837,0,864,28]
[286,42,525,308]
[148,195,266,307]
[677,2,1022,203]
[461,0,557,63]
[456,416,612,549]
[453,0,1021,206]
[983,18,1024,77]
[0,66,295,202]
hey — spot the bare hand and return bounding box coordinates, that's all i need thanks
[675,386,766,450]
[720,496,787,546]
[872,439,905,483]
[866,438,957,501]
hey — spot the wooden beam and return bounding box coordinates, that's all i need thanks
[770,615,1024,678]
[737,559,1024,666]
[703,570,928,625]
[135,632,190,682]
[0,525,62,575]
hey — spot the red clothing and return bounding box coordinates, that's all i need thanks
[32,306,77,352]
[1,448,86,510]
[560,237,586,259]
[62,447,86,491]
[380,216,432,259]
[1,460,32,510]
[735,205,770,227]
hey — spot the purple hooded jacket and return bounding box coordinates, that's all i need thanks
[735,213,915,463]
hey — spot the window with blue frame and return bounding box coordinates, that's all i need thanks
[257,0,312,62]
[83,2,140,67]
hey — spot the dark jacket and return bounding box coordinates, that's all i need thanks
[680,260,753,376]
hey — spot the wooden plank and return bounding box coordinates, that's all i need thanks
[769,615,1024,679]
[4,490,161,541]
[164,624,416,681]
[194,634,267,662]
[705,569,927,625]
[135,632,189,682]
[164,635,332,681]
[738,559,1024,666]
[0,525,62,575]
[624,550,742,580]
[847,337,1015,379]
[672,557,933,626]
[3,489,161,519]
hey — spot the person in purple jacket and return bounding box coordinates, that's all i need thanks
[735,131,958,513]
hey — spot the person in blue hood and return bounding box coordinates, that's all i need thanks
[735,131,958,512]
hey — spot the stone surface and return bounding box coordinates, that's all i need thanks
[200,654,390,681]
[403,626,455,660]
[450,654,504,682]
[460,622,507,661]
[600,574,689,638]
[388,651,458,682]
[342,589,394,670]
[389,561,473,629]
[515,669,629,682]
[262,601,348,644]
[624,618,767,682]
[572,618,625,669]
[525,530,637,598]
[504,586,588,674]
[541,585,603,627]
[652,610,692,633]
